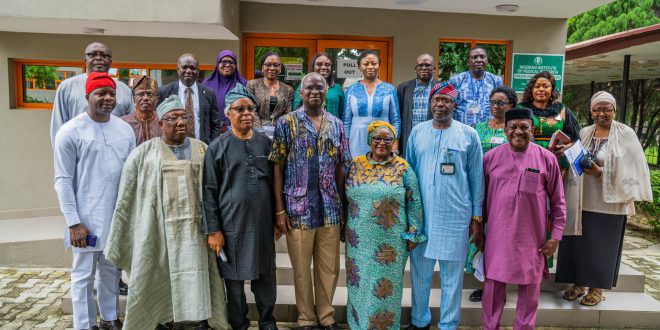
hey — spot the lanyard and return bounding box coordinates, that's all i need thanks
[468,74,484,102]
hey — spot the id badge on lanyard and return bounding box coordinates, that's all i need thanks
[468,76,483,115]
[440,147,458,175]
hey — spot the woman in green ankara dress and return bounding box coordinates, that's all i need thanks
[345,120,426,330]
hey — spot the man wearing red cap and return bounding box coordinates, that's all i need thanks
[50,42,134,145]
[53,72,135,330]
[405,83,485,330]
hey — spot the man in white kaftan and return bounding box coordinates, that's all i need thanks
[53,72,135,330]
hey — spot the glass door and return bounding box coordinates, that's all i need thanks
[317,39,391,89]
[244,36,316,90]
[438,38,510,83]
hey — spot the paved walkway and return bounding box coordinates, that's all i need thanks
[1,226,658,330]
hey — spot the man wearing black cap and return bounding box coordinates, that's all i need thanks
[478,108,567,329]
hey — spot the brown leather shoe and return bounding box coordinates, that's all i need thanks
[99,319,123,330]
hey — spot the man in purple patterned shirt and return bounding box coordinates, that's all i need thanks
[270,73,351,330]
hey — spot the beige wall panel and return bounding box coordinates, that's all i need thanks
[240,2,568,85]
[0,32,238,213]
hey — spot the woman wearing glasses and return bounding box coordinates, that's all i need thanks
[246,51,294,138]
[555,91,652,306]
[345,120,425,330]
[464,85,517,302]
[202,50,248,133]
[292,52,345,120]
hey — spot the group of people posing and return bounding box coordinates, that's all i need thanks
[51,41,652,330]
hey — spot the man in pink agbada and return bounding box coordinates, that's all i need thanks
[474,107,566,330]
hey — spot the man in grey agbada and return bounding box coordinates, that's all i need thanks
[50,42,133,144]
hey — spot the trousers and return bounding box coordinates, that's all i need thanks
[482,278,541,330]
[71,250,120,330]
[224,272,277,330]
[286,225,340,327]
[410,242,464,330]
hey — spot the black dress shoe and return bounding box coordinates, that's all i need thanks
[155,324,171,330]
[99,319,123,330]
[469,288,483,302]
[119,279,128,296]
[295,326,315,330]
[195,320,209,330]
[405,324,430,330]
[319,323,340,330]
[90,326,100,330]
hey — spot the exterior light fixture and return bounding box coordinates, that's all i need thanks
[82,27,105,34]
[495,4,519,12]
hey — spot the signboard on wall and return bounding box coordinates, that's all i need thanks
[336,59,363,79]
[281,57,304,81]
[511,53,565,93]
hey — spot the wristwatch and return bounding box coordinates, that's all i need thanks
[471,216,483,223]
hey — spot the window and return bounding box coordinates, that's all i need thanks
[13,59,213,109]
[437,39,510,83]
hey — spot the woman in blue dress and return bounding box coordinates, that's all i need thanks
[344,50,400,157]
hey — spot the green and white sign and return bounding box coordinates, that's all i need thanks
[511,53,565,93]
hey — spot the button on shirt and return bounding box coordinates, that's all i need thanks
[412,80,433,127]
[269,108,351,229]
[178,81,200,139]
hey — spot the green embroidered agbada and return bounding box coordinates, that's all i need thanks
[105,138,230,330]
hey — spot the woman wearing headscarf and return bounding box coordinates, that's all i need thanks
[345,121,425,330]
[555,91,652,306]
[202,50,247,133]
[292,52,345,119]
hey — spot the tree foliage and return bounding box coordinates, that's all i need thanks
[24,65,59,89]
[567,0,660,44]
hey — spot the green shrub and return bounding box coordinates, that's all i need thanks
[637,170,660,233]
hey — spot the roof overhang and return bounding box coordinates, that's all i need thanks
[241,0,613,18]
[564,24,660,85]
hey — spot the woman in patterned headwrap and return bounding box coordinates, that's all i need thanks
[345,120,426,330]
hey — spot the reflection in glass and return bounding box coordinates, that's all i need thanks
[324,48,380,89]
[22,65,83,103]
[254,46,309,90]
[438,41,507,82]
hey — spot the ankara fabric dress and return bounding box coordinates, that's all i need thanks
[105,138,230,330]
[345,155,426,330]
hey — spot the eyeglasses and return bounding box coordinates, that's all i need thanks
[162,114,191,123]
[591,108,614,114]
[263,63,282,68]
[507,124,532,131]
[431,98,454,105]
[219,60,236,66]
[135,91,156,98]
[231,105,257,113]
[303,86,326,92]
[372,137,395,145]
[416,64,434,69]
[86,52,111,59]
[315,63,332,68]
[489,100,509,107]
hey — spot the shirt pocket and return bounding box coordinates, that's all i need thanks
[519,171,541,195]
[284,187,308,217]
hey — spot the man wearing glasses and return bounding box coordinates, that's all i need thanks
[106,95,230,330]
[50,42,134,145]
[396,53,439,155]
[121,75,161,146]
[449,47,503,126]
[203,84,278,330]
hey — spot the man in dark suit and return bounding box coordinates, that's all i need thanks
[159,53,220,144]
[397,53,438,154]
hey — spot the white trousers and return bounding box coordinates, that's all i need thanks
[71,250,120,330]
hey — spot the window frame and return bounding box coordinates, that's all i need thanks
[437,38,512,84]
[12,59,214,110]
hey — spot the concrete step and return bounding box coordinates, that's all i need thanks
[274,253,646,293]
[0,216,71,268]
[0,216,647,293]
[62,286,660,328]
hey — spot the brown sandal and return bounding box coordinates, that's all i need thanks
[562,285,586,301]
[580,289,606,306]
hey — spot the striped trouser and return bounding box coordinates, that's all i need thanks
[410,242,464,330]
